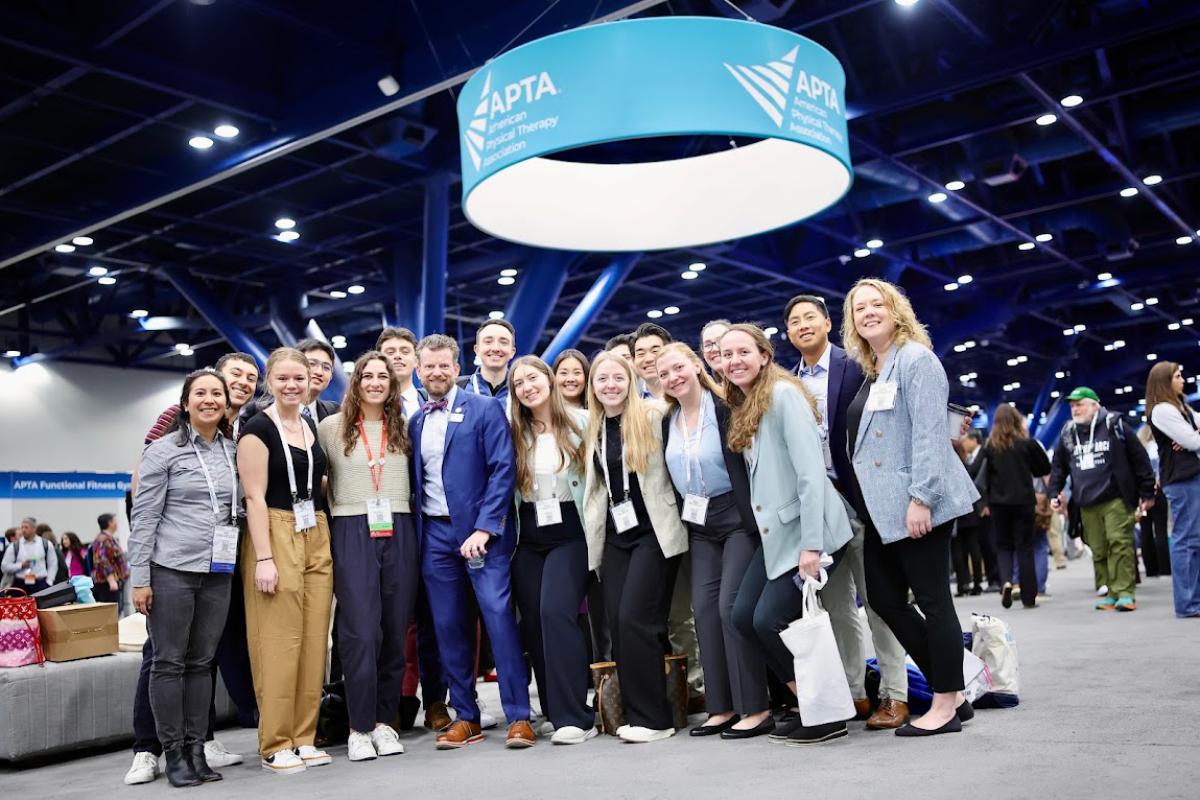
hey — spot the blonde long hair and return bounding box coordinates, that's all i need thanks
[508,356,585,496]
[657,342,724,413]
[840,278,933,378]
[586,351,657,474]
[721,323,818,453]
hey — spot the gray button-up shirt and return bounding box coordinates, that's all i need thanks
[129,427,240,587]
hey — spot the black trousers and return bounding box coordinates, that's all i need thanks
[603,534,680,730]
[1140,490,1171,577]
[863,521,965,694]
[512,529,593,730]
[991,503,1038,606]
[331,513,419,732]
[585,571,612,662]
[952,523,985,592]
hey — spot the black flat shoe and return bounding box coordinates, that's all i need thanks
[1001,582,1014,609]
[768,713,805,743]
[690,715,740,737]
[957,701,974,722]
[185,742,222,782]
[720,717,775,740]
[163,747,202,788]
[895,715,962,737]
[784,720,848,746]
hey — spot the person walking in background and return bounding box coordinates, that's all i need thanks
[841,278,980,737]
[981,404,1052,610]
[955,431,989,595]
[1049,387,1155,612]
[60,532,89,579]
[1135,424,1172,579]
[1,517,57,594]
[35,524,65,583]
[1145,362,1200,617]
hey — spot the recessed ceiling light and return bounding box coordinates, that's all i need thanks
[1060,94,1083,108]
[500,268,518,277]
[276,230,300,242]
[1119,187,1139,198]
[54,243,75,253]
[1176,235,1193,245]
[927,192,948,204]
[331,340,347,350]
[275,217,296,229]
[1006,358,1019,366]
[1050,390,1060,398]
[1097,272,1113,281]
[1142,174,1163,186]
[498,276,515,286]
[1184,318,1195,326]
[681,270,698,280]
[3,349,20,358]
[1055,371,1066,378]
[1146,353,1157,360]
[87,265,108,277]
[188,135,214,150]
[1169,322,1181,331]
[1035,233,1053,242]
[72,236,93,246]
[866,238,884,249]
[213,124,239,139]
[664,306,680,315]
[179,348,194,357]
[1074,324,1086,332]
[175,343,191,352]
[1018,242,1036,251]
[647,309,663,319]
[689,262,706,271]
[954,345,966,353]
[1146,297,1159,305]
[957,274,973,284]
[130,309,149,318]
[944,180,965,191]
[1130,302,1144,311]
[347,284,365,295]
[329,290,347,299]
[1063,329,1075,336]
[894,0,919,6]
[342,361,355,373]
[97,276,116,285]
[854,248,871,258]
[1035,114,1057,126]
[964,340,976,348]
[488,310,505,320]
[764,326,779,336]
[943,282,959,291]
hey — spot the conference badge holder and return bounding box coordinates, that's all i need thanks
[611,500,638,533]
[367,497,394,538]
[210,524,239,574]
[866,381,897,412]
[293,499,316,533]
[533,472,562,527]
[682,494,709,526]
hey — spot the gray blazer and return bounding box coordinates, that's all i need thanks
[851,341,980,544]
[583,404,688,570]
[749,383,854,580]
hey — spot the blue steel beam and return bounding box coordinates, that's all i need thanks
[390,244,422,333]
[542,254,641,364]
[162,271,270,368]
[419,172,450,338]
[504,251,579,356]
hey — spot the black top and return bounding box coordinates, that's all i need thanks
[595,414,651,543]
[1049,409,1156,511]
[517,501,584,551]
[1065,420,1119,507]
[240,413,328,513]
[846,377,873,459]
[983,438,1052,507]
[1150,404,1200,487]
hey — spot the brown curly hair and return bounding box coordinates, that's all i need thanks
[338,351,411,458]
[721,323,818,453]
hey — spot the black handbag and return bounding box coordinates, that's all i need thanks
[32,581,77,609]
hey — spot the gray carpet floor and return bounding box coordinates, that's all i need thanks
[4,556,1198,799]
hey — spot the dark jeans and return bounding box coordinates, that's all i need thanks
[731,543,846,685]
[602,534,680,730]
[992,503,1038,607]
[512,533,592,730]
[147,566,232,751]
[952,523,985,592]
[1140,490,1171,577]
[863,521,965,693]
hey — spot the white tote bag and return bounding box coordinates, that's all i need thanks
[971,613,1019,695]
[778,572,856,726]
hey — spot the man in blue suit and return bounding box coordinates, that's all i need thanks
[409,334,533,750]
[785,294,911,730]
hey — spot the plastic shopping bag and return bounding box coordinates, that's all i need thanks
[778,572,856,726]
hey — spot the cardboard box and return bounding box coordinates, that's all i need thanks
[37,602,118,662]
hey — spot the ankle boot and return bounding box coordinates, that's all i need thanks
[186,741,223,782]
[163,747,202,788]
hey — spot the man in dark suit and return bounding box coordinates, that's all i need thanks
[409,334,533,750]
[784,294,911,730]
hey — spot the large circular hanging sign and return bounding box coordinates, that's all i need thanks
[457,17,852,252]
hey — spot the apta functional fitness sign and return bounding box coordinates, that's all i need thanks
[457,17,852,252]
[0,472,132,498]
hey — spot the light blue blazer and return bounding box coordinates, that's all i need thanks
[749,382,854,580]
[851,341,980,544]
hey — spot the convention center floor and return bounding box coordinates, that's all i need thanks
[4,559,1198,799]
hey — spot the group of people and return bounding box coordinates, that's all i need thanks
[120,275,1200,788]
[1,515,128,606]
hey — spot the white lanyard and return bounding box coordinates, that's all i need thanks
[268,405,313,502]
[599,418,630,503]
[677,394,709,498]
[1072,414,1099,454]
[189,431,238,526]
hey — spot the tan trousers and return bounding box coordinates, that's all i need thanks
[242,509,333,757]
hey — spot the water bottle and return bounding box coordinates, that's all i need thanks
[467,554,486,570]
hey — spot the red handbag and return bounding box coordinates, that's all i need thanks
[0,588,45,668]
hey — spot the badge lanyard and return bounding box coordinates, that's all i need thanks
[677,394,711,525]
[531,433,565,528]
[1071,414,1099,470]
[189,433,238,526]
[268,405,316,531]
[190,431,239,573]
[358,418,394,537]
[600,419,637,532]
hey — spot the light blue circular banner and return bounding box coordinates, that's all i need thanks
[457,17,853,251]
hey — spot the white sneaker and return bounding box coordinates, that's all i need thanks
[618,726,675,743]
[551,726,599,745]
[616,724,631,736]
[261,749,306,775]
[296,745,332,767]
[347,731,377,762]
[1096,584,1109,597]
[123,751,160,785]
[478,700,499,730]
[537,720,555,737]
[204,739,244,767]
[370,723,404,756]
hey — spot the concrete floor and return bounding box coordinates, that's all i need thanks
[4,557,1199,799]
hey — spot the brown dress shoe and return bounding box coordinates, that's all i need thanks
[435,720,483,749]
[424,701,453,732]
[865,699,910,730]
[506,720,536,749]
[853,698,872,721]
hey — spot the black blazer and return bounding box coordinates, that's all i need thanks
[660,392,759,537]
[800,343,866,511]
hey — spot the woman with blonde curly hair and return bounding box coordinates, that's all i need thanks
[720,324,855,746]
[840,279,979,737]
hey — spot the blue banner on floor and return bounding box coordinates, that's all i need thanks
[0,471,133,498]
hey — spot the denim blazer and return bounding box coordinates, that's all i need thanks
[851,341,980,544]
[748,383,854,579]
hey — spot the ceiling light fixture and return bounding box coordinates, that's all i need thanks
[72,236,93,246]
[854,248,871,258]
[943,282,959,292]
[1146,353,1157,360]
[498,276,516,286]
[689,262,706,272]
[1050,390,1060,398]
[1055,371,1066,379]
[1018,242,1035,251]
[347,284,365,295]
[1074,324,1086,332]
[97,276,116,285]
[1169,322,1181,331]
[865,238,883,249]
[488,310,505,320]
[188,136,214,150]
[500,268,518,277]
[87,265,108,277]
[1146,297,1159,305]
[681,270,698,280]
[894,0,920,6]
[957,274,973,284]
[175,343,191,352]
[4,350,20,358]
[647,309,664,319]
[1059,94,1083,108]
[1176,235,1194,245]
[927,192,948,204]
[664,306,680,315]
[1130,302,1144,311]
[944,180,965,192]
[329,290,347,299]
[54,244,75,253]
[1035,113,1057,126]
[130,309,149,318]
[1119,187,1139,198]
[275,218,296,229]
[764,326,778,336]
[1142,174,1163,186]
[1097,272,1113,281]
[1035,233,1053,242]
[276,230,300,242]
[213,124,239,139]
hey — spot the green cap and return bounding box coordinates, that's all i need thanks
[1066,386,1100,403]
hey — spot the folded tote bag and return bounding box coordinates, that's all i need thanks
[778,572,856,726]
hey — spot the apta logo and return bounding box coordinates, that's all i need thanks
[724,45,841,127]
[463,70,560,171]
[463,72,492,171]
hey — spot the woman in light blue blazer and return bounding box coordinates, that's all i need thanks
[507,356,596,745]
[841,278,980,738]
[721,324,856,746]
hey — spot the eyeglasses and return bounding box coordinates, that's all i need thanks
[307,360,333,374]
[701,340,721,352]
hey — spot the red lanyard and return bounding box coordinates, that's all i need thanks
[357,418,388,494]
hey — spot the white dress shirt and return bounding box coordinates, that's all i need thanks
[420,385,458,517]
[400,384,421,420]
[796,343,834,475]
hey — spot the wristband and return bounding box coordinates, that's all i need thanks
[256,556,273,563]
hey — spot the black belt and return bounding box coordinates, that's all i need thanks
[422,514,451,523]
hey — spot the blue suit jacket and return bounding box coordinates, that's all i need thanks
[798,343,866,510]
[409,390,515,547]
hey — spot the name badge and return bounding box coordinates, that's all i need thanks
[681,493,709,526]
[1080,453,1096,470]
[610,500,638,533]
[293,499,317,532]
[535,498,563,527]
[366,497,394,538]
[448,412,465,423]
[210,524,240,573]
[866,381,898,412]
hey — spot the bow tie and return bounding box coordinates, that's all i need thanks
[422,398,449,414]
